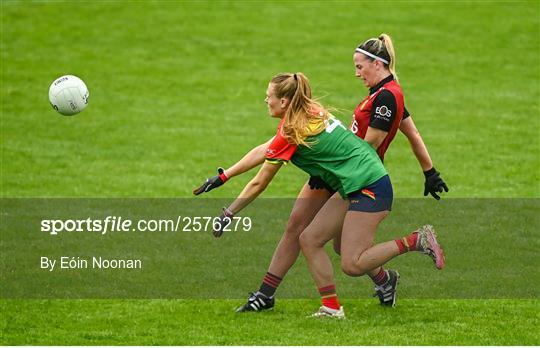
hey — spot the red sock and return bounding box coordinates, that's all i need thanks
[318,284,340,310]
[395,232,419,254]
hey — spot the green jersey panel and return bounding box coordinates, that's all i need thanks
[291,117,387,198]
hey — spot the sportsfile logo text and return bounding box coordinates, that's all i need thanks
[40,216,252,235]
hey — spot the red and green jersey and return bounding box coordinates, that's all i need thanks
[265,116,387,198]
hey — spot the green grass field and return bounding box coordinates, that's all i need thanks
[2,299,538,345]
[1,0,539,345]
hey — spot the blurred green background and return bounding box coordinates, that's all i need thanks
[2,1,538,198]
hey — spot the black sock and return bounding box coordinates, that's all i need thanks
[369,267,389,286]
[258,272,282,298]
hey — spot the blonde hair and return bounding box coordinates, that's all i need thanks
[270,72,328,146]
[357,33,398,81]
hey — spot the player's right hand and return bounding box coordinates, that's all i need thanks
[193,167,228,195]
[213,207,234,237]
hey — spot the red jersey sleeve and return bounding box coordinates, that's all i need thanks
[265,119,297,164]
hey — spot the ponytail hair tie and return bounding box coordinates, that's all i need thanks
[293,73,297,81]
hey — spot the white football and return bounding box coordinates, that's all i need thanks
[49,75,89,116]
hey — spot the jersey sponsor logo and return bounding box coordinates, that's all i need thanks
[361,189,376,200]
[375,106,392,121]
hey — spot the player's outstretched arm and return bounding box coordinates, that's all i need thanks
[399,116,449,200]
[228,161,282,214]
[192,137,273,195]
[223,136,274,179]
[213,162,282,237]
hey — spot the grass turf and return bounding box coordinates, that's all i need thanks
[1,0,539,345]
[1,299,539,345]
[2,198,538,299]
[2,1,539,198]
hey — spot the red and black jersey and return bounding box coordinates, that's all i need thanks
[350,75,408,161]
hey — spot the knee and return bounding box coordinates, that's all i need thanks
[284,212,308,239]
[298,231,313,252]
[299,230,325,253]
[341,259,366,277]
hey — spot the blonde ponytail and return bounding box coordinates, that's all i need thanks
[270,73,328,146]
[356,33,398,81]
[378,33,398,81]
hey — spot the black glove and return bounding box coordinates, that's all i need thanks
[193,167,228,195]
[308,176,327,190]
[423,167,449,200]
[213,207,234,238]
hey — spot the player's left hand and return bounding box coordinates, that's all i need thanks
[423,167,449,200]
[213,207,234,237]
[193,167,228,195]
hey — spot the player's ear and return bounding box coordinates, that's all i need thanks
[280,98,290,109]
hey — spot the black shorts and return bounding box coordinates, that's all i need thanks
[347,175,393,212]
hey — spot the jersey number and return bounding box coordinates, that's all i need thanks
[325,117,346,133]
[350,119,358,134]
